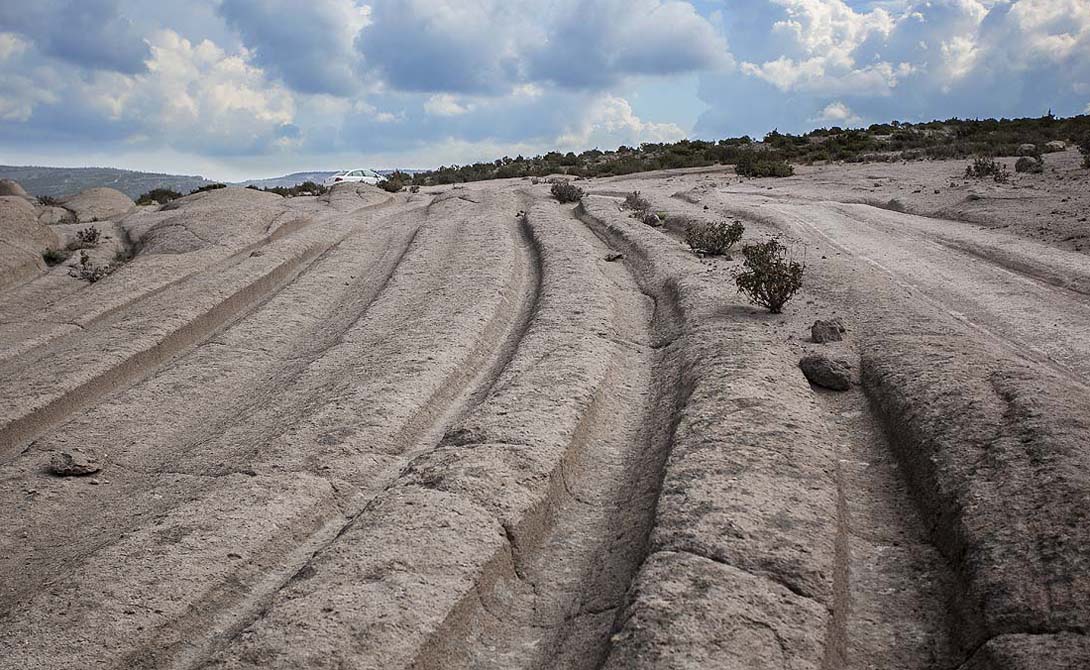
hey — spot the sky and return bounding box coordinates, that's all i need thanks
[1,0,1088,181]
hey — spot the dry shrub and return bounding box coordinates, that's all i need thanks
[551,181,584,203]
[622,191,650,212]
[965,157,1009,183]
[685,221,744,256]
[734,237,804,313]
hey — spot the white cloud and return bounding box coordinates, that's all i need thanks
[424,93,471,116]
[556,94,685,150]
[0,32,29,61]
[812,101,862,125]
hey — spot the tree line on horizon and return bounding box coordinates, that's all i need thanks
[401,113,1090,186]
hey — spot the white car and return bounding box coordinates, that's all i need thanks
[325,169,382,187]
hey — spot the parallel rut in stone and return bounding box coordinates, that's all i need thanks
[445,205,682,670]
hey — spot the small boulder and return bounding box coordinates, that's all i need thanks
[1015,156,1043,174]
[605,252,625,262]
[1046,140,1066,152]
[799,354,852,391]
[49,451,101,476]
[1017,143,1038,156]
[0,179,30,198]
[811,320,844,343]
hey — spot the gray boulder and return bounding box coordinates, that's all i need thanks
[811,319,845,343]
[1045,140,1066,152]
[799,354,852,391]
[1017,143,1038,156]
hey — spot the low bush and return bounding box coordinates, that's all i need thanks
[136,188,182,206]
[1015,156,1043,173]
[37,195,60,206]
[550,181,584,203]
[42,248,69,265]
[685,220,745,256]
[68,251,112,283]
[734,237,804,313]
[735,153,794,178]
[622,191,650,212]
[378,172,411,193]
[260,181,328,197]
[965,157,1010,183]
[189,183,226,194]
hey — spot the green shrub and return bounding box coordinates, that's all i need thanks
[189,183,226,194]
[42,248,69,265]
[685,221,745,256]
[136,188,182,206]
[734,238,804,313]
[735,153,794,177]
[1015,156,1043,173]
[378,172,411,193]
[550,181,584,203]
[965,157,1009,183]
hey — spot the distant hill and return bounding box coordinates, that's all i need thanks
[0,166,428,199]
[0,165,218,199]
[236,171,338,189]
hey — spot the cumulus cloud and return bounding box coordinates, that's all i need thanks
[0,0,151,73]
[355,0,731,94]
[812,100,862,125]
[556,94,686,149]
[218,0,370,96]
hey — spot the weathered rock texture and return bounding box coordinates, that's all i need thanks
[0,195,60,289]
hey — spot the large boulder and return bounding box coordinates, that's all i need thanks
[0,179,30,199]
[59,187,135,223]
[0,196,61,289]
[1045,140,1066,152]
[1017,143,1038,156]
[37,205,75,225]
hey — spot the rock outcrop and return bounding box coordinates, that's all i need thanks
[0,195,61,289]
[59,187,135,223]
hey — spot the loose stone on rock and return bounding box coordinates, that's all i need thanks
[49,451,101,477]
[799,354,852,391]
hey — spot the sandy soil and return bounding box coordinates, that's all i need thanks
[1,162,1088,669]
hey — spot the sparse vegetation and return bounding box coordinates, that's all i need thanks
[136,188,182,206]
[189,183,227,194]
[37,195,60,206]
[72,225,101,249]
[735,153,794,178]
[734,237,804,313]
[622,191,650,212]
[1077,134,1090,168]
[378,172,411,193]
[685,221,745,256]
[394,114,1090,187]
[1015,156,1044,173]
[965,157,1010,183]
[250,181,328,197]
[68,251,112,283]
[42,248,69,266]
[550,181,584,203]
